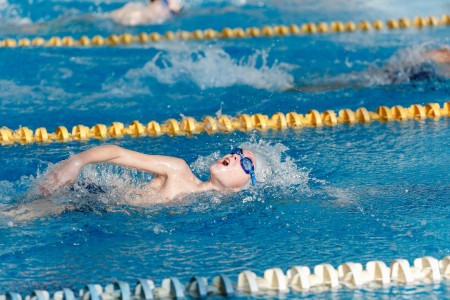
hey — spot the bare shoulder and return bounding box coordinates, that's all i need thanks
[169,158,192,174]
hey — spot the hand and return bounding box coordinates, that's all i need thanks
[40,158,83,196]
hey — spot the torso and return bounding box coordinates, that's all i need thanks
[125,166,203,205]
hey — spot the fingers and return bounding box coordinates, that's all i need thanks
[39,171,62,196]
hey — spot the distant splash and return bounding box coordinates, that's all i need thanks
[0,80,74,113]
[0,0,31,25]
[124,45,295,90]
[351,45,446,86]
[303,45,449,91]
[0,79,145,112]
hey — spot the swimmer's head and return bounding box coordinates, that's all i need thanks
[209,148,272,191]
[153,0,184,14]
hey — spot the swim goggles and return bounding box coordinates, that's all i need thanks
[230,148,256,185]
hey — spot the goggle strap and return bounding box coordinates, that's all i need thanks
[250,170,256,185]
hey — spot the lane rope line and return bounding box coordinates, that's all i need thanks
[0,15,449,48]
[0,101,448,146]
[0,255,449,299]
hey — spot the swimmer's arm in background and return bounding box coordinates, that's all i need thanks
[425,49,450,64]
[40,145,189,195]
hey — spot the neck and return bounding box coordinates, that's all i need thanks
[197,180,217,192]
[201,178,241,193]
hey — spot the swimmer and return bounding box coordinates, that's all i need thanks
[109,0,184,26]
[291,47,450,92]
[40,145,272,204]
[424,48,450,64]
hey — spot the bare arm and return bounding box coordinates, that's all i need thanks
[72,145,187,175]
[40,145,188,195]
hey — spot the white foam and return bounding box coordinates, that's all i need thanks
[0,80,74,113]
[240,138,311,190]
[0,79,146,112]
[124,45,295,90]
[0,161,158,223]
[190,138,312,193]
[310,44,449,89]
[190,151,221,179]
[362,45,437,85]
[0,0,32,26]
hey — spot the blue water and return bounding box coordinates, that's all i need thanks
[1,0,450,298]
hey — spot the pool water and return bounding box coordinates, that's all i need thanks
[0,0,449,298]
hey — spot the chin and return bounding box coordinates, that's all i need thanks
[209,164,218,176]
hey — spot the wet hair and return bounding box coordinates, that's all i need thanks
[252,151,272,182]
[381,62,438,84]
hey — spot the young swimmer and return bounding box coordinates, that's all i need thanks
[1,145,271,221]
[109,0,183,26]
[40,145,272,203]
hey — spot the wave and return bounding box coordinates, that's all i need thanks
[300,44,450,91]
[355,45,448,86]
[0,0,31,24]
[124,45,295,90]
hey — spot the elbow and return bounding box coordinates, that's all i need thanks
[109,145,128,161]
[95,144,124,153]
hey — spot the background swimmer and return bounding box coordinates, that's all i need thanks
[40,145,272,204]
[291,47,450,92]
[109,0,184,26]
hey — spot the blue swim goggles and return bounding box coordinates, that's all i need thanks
[230,148,256,185]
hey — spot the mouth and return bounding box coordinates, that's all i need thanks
[220,157,230,166]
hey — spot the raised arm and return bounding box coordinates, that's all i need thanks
[40,145,188,195]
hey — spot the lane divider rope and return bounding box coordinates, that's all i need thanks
[1,255,449,299]
[0,15,449,48]
[0,101,448,146]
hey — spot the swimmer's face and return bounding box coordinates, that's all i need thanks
[210,149,256,190]
[151,0,182,13]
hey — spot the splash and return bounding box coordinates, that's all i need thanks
[124,45,295,90]
[0,79,146,112]
[189,138,313,202]
[0,162,158,224]
[239,138,312,190]
[360,45,446,85]
[340,45,447,87]
[0,0,31,25]
[0,80,74,113]
[190,151,221,180]
[302,45,449,92]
